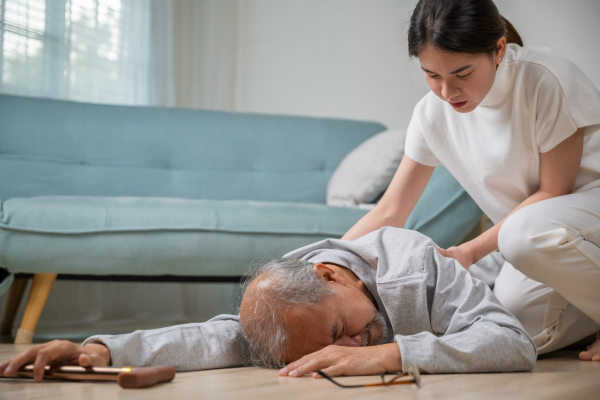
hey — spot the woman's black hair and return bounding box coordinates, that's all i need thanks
[408,0,523,58]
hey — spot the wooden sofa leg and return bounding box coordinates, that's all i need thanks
[14,273,57,344]
[1,277,29,335]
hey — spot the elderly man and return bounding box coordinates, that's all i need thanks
[0,227,536,381]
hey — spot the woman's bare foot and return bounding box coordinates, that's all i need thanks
[579,332,600,361]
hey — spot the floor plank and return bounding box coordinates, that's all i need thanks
[1,343,599,399]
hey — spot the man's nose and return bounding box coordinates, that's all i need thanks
[337,334,362,347]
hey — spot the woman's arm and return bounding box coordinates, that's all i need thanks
[440,127,585,268]
[342,154,435,241]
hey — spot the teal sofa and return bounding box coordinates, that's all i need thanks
[0,94,482,343]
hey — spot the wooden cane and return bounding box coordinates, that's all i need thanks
[0,364,176,388]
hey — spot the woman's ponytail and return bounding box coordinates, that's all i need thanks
[502,16,523,46]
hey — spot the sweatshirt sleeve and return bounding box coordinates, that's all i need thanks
[395,246,537,373]
[81,314,245,371]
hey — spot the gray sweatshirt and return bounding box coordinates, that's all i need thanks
[83,227,536,373]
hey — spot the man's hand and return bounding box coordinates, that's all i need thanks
[437,244,475,270]
[279,343,402,378]
[0,340,111,382]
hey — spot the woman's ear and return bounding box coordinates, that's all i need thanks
[313,263,346,285]
[495,36,507,64]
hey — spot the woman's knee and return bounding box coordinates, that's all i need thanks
[498,210,532,268]
[497,207,551,274]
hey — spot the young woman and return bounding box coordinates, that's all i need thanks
[343,0,600,361]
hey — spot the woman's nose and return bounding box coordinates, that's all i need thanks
[441,82,459,100]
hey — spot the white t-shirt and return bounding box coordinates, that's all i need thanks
[405,44,600,224]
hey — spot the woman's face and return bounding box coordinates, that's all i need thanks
[418,38,506,113]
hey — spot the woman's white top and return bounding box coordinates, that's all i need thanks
[405,43,600,224]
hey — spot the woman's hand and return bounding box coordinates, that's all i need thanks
[279,343,402,378]
[437,244,476,270]
[0,340,111,382]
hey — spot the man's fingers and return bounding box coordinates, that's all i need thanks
[280,355,312,376]
[78,353,105,367]
[289,358,328,377]
[0,360,10,376]
[80,343,111,366]
[79,354,92,367]
[314,364,346,378]
[32,349,54,382]
[1,340,84,382]
[31,341,79,382]
[2,346,40,377]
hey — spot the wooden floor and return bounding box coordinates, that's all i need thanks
[1,343,599,400]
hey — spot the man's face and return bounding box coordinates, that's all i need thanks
[281,273,387,363]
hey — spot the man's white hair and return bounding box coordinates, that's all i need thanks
[238,258,336,368]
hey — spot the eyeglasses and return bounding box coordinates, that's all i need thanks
[316,363,421,389]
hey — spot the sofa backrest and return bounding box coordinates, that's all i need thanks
[0,95,385,203]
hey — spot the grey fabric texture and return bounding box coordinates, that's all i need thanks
[85,315,244,371]
[468,250,505,289]
[84,227,536,373]
[327,129,406,207]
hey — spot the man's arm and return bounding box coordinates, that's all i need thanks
[83,314,245,371]
[1,314,245,379]
[395,246,537,373]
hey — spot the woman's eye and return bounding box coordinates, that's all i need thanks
[457,72,472,79]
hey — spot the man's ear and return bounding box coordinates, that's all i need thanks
[313,263,346,284]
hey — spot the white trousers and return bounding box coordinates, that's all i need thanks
[489,188,600,354]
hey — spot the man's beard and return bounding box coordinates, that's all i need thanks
[361,312,389,346]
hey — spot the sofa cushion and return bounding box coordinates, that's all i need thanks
[0,196,369,277]
[0,164,482,278]
[327,129,406,207]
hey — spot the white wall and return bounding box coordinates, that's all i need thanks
[236,0,600,129]
[496,0,600,87]
[236,0,429,129]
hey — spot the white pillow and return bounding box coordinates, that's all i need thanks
[327,128,406,208]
